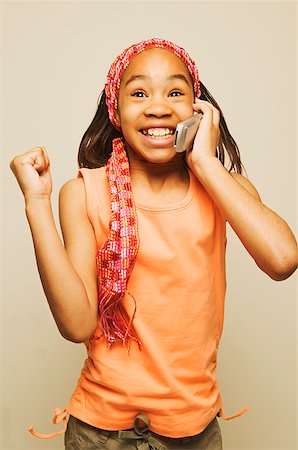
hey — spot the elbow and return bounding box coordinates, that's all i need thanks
[63,333,91,344]
[61,331,95,344]
[58,321,98,344]
[269,265,297,282]
[265,252,298,282]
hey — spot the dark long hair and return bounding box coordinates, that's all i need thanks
[78,82,244,174]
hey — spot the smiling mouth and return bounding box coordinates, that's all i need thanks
[141,128,175,139]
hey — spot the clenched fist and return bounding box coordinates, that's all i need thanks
[10,146,52,201]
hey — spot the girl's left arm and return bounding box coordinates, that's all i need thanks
[187,99,298,281]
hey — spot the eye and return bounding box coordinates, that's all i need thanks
[170,91,183,97]
[131,90,146,98]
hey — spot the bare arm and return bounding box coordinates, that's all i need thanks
[10,147,98,342]
[194,158,297,280]
[58,178,99,339]
[187,100,298,281]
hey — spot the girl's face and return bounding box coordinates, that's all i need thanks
[116,48,195,164]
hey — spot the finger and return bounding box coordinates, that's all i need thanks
[30,146,49,165]
[193,99,220,128]
[26,148,49,173]
[216,129,220,147]
[213,108,220,129]
[40,147,50,169]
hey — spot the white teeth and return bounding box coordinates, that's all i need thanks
[143,128,173,138]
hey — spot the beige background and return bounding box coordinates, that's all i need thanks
[1,1,297,449]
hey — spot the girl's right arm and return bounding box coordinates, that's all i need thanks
[10,147,98,342]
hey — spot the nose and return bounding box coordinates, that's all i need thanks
[144,96,173,118]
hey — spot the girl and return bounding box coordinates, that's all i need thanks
[10,38,298,450]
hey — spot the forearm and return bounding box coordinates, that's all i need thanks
[25,197,97,341]
[192,156,298,280]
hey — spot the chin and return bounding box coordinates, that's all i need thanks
[147,152,180,165]
[130,146,181,165]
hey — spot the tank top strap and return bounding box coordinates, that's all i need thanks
[78,167,111,247]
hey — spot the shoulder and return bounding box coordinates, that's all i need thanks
[59,167,108,217]
[230,173,261,201]
[60,177,85,192]
[59,178,86,215]
[59,167,106,201]
[59,177,85,201]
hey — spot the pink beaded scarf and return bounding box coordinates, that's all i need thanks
[98,38,200,348]
[97,137,140,348]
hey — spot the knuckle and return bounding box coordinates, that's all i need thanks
[10,155,20,168]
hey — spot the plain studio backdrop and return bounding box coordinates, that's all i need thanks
[1,1,297,449]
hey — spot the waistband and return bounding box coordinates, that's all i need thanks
[28,405,248,440]
[114,414,167,450]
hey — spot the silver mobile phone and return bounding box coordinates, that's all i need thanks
[174,113,203,153]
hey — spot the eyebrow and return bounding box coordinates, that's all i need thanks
[124,75,150,87]
[167,74,191,85]
[124,73,191,87]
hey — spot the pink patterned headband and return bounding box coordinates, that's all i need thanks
[105,37,201,129]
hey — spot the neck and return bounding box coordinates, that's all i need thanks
[129,158,186,174]
[126,153,190,204]
[127,144,188,175]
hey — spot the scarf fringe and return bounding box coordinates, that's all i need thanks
[98,288,140,350]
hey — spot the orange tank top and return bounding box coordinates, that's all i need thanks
[61,166,245,438]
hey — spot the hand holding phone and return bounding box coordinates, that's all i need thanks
[174,113,203,153]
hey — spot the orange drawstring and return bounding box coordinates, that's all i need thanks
[29,408,68,439]
[218,405,249,420]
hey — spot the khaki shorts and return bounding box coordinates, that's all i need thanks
[65,413,223,450]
